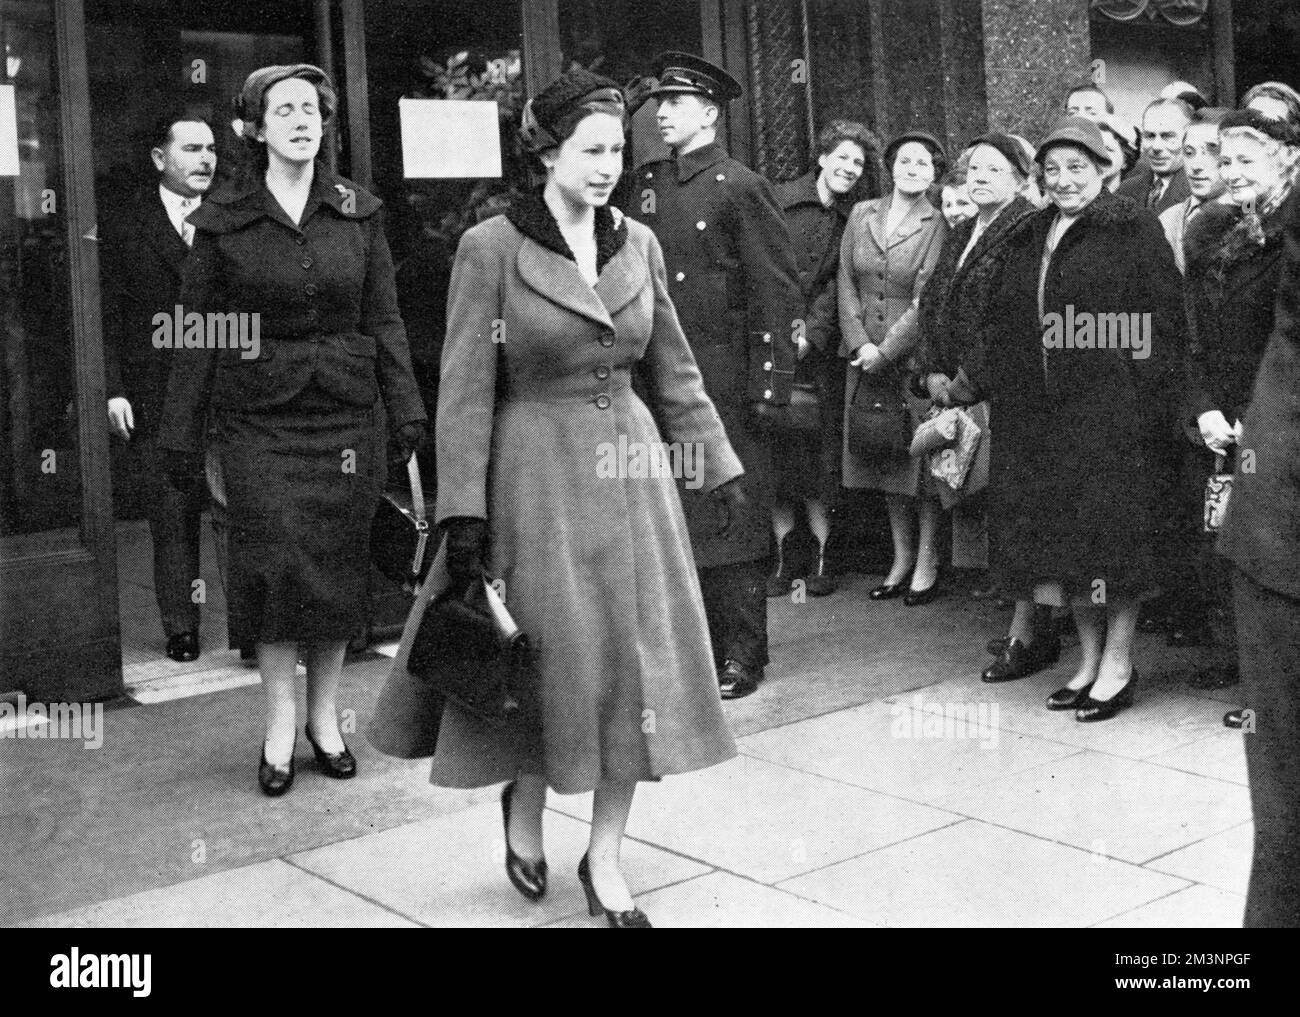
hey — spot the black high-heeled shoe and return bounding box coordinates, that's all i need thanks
[1046,678,1096,711]
[903,580,943,606]
[304,723,357,779]
[981,634,1061,682]
[259,734,296,797]
[805,545,837,597]
[869,580,909,600]
[577,854,651,928]
[501,782,547,901]
[766,535,796,598]
[1075,669,1137,723]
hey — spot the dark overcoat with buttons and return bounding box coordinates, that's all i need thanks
[158,168,426,643]
[627,140,802,568]
[416,197,741,793]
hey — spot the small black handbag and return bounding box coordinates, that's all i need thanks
[370,456,432,591]
[406,574,540,727]
[845,368,911,459]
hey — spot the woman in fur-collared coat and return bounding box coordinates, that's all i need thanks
[371,70,744,926]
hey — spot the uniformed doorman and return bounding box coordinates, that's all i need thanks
[628,52,802,699]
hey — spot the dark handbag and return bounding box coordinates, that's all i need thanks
[845,368,911,459]
[406,573,539,726]
[370,456,432,591]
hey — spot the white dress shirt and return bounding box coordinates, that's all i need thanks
[159,185,200,246]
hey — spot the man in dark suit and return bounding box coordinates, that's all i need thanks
[103,112,216,662]
[1116,97,1192,215]
[627,52,802,699]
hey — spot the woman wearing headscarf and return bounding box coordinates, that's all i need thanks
[969,116,1185,721]
[838,130,948,604]
[159,65,427,794]
[1184,108,1300,722]
[914,133,1047,681]
[380,69,744,927]
[768,119,878,598]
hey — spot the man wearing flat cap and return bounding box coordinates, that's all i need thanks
[627,51,803,700]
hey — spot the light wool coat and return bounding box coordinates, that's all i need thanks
[406,201,742,793]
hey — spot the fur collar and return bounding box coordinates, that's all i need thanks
[1007,188,1146,245]
[1185,187,1299,280]
[505,189,627,273]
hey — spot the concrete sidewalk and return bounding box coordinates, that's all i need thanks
[4,573,1250,928]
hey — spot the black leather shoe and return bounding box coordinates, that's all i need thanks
[1224,709,1248,730]
[1075,670,1137,722]
[258,735,295,797]
[903,581,942,607]
[578,854,651,928]
[981,635,1061,683]
[304,724,357,779]
[1046,680,1096,711]
[166,632,199,662]
[766,538,796,598]
[805,548,837,597]
[718,659,760,700]
[501,782,547,901]
[986,636,1010,655]
[869,582,907,600]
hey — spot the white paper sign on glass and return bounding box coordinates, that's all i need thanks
[0,85,19,177]
[399,98,502,179]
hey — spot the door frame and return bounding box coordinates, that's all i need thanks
[0,0,120,702]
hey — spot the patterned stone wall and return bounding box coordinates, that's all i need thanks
[744,0,811,181]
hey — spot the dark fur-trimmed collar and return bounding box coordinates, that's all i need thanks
[1010,188,1146,242]
[1185,187,1300,279]
[505,189,627,272]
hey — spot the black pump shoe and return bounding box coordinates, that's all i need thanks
[259,735,295,797]
[1075,670,1137,723]
[304,724,357,779]
[869,582,908,600]
[578,854,651,928]
[903,581,942,607]
[981,635,1061,683]
[805,546,837,597]
[501,782,547,901]
[1046,679,1096,711]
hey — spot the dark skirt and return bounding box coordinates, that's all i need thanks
[215,382,376,644]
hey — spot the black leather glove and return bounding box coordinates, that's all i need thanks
[388,420,428,470]
[624,75,658,115]
[161,450,203,490]
[443,516,488,584]
[712,477,750,540]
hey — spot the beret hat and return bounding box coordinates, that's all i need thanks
[233,63,336,139]
[520,67,624,152]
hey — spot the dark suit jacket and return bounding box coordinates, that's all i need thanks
[157,168,426,454]
[1219,197,1300,598]
[101,187,191,436]
[1116,165,1191,217]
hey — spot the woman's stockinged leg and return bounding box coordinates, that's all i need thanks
[1095,599,1139,699]
[507,772,547,864]
[911,495,942,591]
[1067,603,1105,691]
[304,639,348,752]
[587,779,637,912]
[884,494,917,586]
[258,641,298,765]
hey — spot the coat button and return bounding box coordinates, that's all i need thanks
[763,389,773,399]
[599,334,615,348]
[675,271,685,282]
[301,256,313,269]
[645,171,653,179]
[595,394,611,410]
[762,334,771,344]
[305,283,318,296]
[716,173,725,181]
[295,235,306,246]
[595,365,610,380]
[696,221,707,230]
[763,361,772,370]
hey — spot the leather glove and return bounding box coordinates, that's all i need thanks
[712,477,750,540]
[388,420,427,470]
[161,450,203,490]
[624,75,658,115]
[443,516,488,584]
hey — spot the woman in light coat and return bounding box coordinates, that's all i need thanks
[373,69,744,928]
[838,130,947,603]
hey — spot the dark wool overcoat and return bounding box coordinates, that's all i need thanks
[414,196,741,794]
[1218,194,1300,600]
[973,190,1186,600]
[837,193,947,495]
[157,169,426,642]
[628,140,802,568]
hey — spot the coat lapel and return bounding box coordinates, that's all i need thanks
[516,239,614,329]
[142,192,189,276]
[594,240,648,319]
[885,196,934,249]
[865,197,887,253]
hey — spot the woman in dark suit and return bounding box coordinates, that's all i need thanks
[1184,108,1300,723]
[838,130,948,603]
[415,69,744,927]
[913,134,1048,681]
[159,65,427,795]
[971,116,1185,721]
[768,119,878,597]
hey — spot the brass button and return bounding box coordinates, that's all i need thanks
[763,389,773,399]
[675,271,685,282]
[762,334,771,344]
[763,361,772,370]
[595,365,610,380]
[595,393,611,410]
[716,173,725,181]
[696,221,707,230]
